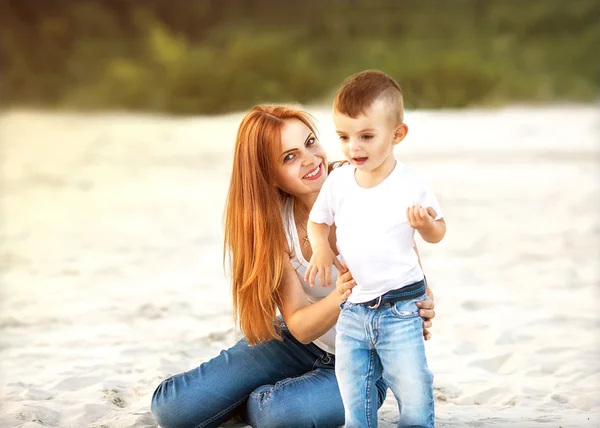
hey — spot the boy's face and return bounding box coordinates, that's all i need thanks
[333,99,407,174]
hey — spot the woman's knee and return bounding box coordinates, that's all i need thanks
[151,377,186,428]
[245,382,343,428]
[245,384,280,427]
[150,376,206,428]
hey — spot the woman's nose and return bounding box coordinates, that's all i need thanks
[302,152,317,166]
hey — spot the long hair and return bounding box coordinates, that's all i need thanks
[224,105,317,345]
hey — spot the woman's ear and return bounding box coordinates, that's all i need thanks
[393,123,409,145]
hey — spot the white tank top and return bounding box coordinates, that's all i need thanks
[282,198,340,354]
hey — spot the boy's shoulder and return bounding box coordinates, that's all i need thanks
[396,161,428,183]
[327,162,354,181]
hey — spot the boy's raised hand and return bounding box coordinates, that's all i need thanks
[305,246,345,288]
[407,205,437,230]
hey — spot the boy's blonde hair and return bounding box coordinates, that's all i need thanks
[333,70,404,124]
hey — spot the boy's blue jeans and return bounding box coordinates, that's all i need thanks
[336,287,434,428]
[151,318,388,428]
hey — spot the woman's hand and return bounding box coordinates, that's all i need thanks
[417,285,435,340]
[334,268,356,303]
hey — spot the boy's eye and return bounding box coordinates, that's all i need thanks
[361,134,373,140]
[338,136,349,142]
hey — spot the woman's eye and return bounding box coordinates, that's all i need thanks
[284,154,295,162]
[306,137,315,147]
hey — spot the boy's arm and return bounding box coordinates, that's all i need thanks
[418,218,446,243]
[307,220,330,250]
[408,205,446,243]
[304,221,344,287]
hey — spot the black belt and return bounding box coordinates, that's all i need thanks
[358,279,427,309]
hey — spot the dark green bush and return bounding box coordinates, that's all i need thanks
[0,0,598,114]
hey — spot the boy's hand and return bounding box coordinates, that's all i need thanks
[407,205,437,230]
[305,247,345,288]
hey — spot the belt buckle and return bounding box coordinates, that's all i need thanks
[367,295,382,309]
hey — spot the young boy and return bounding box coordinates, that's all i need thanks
[305,70,445,427]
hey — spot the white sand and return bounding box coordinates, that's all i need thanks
[0,106,598,427]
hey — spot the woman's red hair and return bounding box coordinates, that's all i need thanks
[224,105,317,345]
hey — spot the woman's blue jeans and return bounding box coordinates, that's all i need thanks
[151,319,388,428]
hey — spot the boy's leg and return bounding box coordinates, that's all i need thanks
[335,303,383,428]
[150,320,323,428]
[377,296,435,428]
[244,356,388,428]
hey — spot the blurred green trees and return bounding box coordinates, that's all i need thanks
[1,0,598,114]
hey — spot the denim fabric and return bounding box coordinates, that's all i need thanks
[336,294,434,428]
[151,319,388,428]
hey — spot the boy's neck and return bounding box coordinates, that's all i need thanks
[354,156,397,189]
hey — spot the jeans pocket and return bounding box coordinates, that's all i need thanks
[390,294,427,319]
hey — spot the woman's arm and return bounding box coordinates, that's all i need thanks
[280,244,435,344]
[278,258,349,344]
[414,242,435,340]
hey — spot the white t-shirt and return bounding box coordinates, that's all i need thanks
[282,198,340,354]
[309,162,443,304]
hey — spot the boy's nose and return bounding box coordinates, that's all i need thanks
[349,140,362,153]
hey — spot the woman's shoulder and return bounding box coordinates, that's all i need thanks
[328,160,350,173]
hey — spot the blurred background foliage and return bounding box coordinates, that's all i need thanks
[1,0,598,114]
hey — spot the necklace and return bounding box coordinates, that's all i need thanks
[297,220,310,245]
[294,204,311,245]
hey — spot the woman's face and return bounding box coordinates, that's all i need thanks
[274,119,328,197]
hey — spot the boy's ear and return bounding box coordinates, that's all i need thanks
[393,123,409,145]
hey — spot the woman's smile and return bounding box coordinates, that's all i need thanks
[302,162,324,180]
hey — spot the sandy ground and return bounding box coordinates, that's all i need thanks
[0,106,598,427]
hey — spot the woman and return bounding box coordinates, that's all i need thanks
[151,105,436,428]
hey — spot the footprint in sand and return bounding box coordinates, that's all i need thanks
[25,388,54,400]
[494,330,533,345]
[457,386,505,406]
[460,300,493,311]
[135,303,167,320]
[532,415,562,423]
[85,403,112,424]
[453,341,478,355]
[54,376,102,391]
[469,353,512,372]
[551,393,569,404]
[13,405,60,426]
[103,388,126,408]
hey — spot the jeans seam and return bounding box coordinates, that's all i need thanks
[390,294,427,318]
[194,394,248,428]
[365,350,375,428]
[249,369,322,400]
[274,369,321,391]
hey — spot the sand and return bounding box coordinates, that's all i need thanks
[0,105,598,427]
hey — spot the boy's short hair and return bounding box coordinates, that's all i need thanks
[334,70,404,124]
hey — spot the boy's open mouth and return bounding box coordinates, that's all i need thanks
[352,157,368,165]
